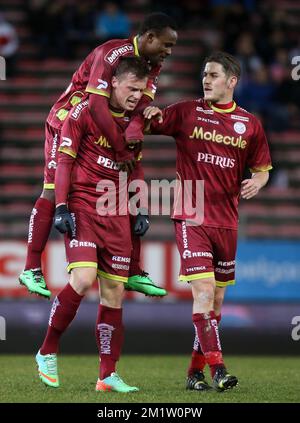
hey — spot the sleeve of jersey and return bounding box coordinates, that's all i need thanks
[85,50,112,98]
[88,95,130,156]
[247,119,273,173]
[55,154,75,206]
[58,113,83,158]
[56,115,84,205]
[125,95,152,141]
[129,161,147,210]
[149,104,181,136]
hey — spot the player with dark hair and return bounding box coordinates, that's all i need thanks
[19,13,178,299]
[144,51,272,391]
[35,57,150,392]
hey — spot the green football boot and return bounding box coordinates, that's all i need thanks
[19,269,51,299]
[96,372,139,393]
[126,271,167,297]
[35,350,59,388]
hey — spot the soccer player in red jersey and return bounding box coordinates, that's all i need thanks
[144,51,272,391]
[35,57,149,392]
[19,13,178,298]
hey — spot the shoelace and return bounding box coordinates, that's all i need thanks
[32,269,43,283]
[44,355,57,375]
[140,271,165,288]
[110,373,125,384]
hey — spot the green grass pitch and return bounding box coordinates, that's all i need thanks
[0,355,299,403]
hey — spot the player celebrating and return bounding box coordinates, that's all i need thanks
[144,51,272,391]
[19,13,178,299]
[35,57,149,392]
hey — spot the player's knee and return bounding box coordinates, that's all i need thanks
[192,280,215,309]
[198,288,214,308]
[70,268,97,295]
[100,279,124,308]
[41,189,55,203]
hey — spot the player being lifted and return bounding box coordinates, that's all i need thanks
[19,13,178,299]
[36,57,150,392]
[144,51,272,391]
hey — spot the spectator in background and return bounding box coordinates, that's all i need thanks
[95,1,130,42]
[236,65,275,121]
[64,0,96,55]
[0,13,19,77]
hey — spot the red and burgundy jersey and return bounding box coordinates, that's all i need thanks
[47,36,160,129]
[58,100,142,213]
[150,98,272,229]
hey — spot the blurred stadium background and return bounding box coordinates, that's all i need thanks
[0,0,300,356]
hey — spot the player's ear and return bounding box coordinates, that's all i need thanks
[146,31,156,44]
[228,76,237,89]
[111,76,118,88]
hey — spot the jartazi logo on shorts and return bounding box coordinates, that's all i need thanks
[104,44,134,64]
[112,263,129,270]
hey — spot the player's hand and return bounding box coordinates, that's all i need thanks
[54,204,75,237]
[143,106,163,123]
[134,210,150,236]
[126,139,141,149]
[241,179,262,200]
[115,148,136,174]
[117,160,136,173]
[116,158,136,173]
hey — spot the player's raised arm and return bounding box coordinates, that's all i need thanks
[54,103,88,236]
[144,103,182,136]
[89,94,134,164]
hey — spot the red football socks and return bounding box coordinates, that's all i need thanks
[95,304,124,379]
[40,283,84,354]
[25,197,55,270]
[188,313,222,375]
[192,311,224,377]
[129,214,142,276]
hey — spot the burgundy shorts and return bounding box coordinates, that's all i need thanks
[64,209,132,283]
[43,122,61,189]
[174,220,237,287]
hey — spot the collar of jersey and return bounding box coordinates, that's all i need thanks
[133,36,140,56]
[208,101,236,113]
[109,108,125,117]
